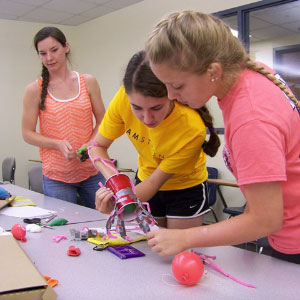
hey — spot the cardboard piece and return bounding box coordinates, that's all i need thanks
[0,235,57,300]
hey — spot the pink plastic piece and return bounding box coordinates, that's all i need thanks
[53,235,67,243]
[193,251,256,288]
[87,141,118,173]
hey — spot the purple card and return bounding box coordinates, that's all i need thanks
[107,245,145,259]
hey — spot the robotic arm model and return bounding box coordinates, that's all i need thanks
[88,141,155,240]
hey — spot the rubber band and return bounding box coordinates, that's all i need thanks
[124,236,134,242]
[87,140,118,173]
[52,235,67,243]
[107,233,118,239]
[90,156,118,173]
[98,181,105,188]
[116,206,125,215]
[141,202,151,213]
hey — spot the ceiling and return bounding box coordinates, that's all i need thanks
[223,0,300,42]
[0,0,144,26]
[0,0,300,36]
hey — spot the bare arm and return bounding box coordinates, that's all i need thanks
[147,181,283,256]
[89,132,115,178]
[22,81,60,149]
[134,168,172,202]
[91,131,173,212]
[90,132,118,213]
[84,74,106,142]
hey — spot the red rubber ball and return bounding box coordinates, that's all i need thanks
[11,224,27,242]
[172,251,204,286]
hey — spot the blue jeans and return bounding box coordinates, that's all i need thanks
[43,172,105,209]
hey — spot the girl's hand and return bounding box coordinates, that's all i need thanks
[95,187,115,214]
[147,228,189,256]
[76,144,89,162]
[77,143,88,153]
[57,140,76,160]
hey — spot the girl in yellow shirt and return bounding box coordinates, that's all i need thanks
[89,51,220,228]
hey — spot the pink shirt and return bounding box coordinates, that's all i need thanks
[219,67,300,254]
[38,72,97,183]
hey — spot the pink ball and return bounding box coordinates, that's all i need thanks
[11,224,27,242]
[172,251,204,286]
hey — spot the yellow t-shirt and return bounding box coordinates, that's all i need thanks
[99,86,208,190]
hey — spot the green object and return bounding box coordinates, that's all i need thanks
[49,218,68,226]
[77,147,87,155]
[123,203,136,214]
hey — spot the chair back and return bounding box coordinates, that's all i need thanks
[207,167,218,206]
[2,157,16,184]
[223,204,245,217]
[28,164,43,194]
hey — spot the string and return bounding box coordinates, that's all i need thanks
[161,272,214,287]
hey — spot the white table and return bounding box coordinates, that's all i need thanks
[1,185,299,300]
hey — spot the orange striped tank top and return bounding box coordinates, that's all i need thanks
[38,72,98,183]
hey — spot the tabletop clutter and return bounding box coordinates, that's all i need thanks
[0,184,256,292]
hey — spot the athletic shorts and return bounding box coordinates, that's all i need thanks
[271,249,300,264]
[136,177,210,219]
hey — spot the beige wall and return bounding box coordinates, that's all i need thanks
[0,19,77,189]
[251,33,300,67]
[0,0,257,219]
[71,0,255,210]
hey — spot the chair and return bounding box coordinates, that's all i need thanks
[2,157,16,184]
[206,167,219,222]
[28,164,44,194]
[223,204,246,217]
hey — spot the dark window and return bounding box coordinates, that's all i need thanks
[216,0,300,99]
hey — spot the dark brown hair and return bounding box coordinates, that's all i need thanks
[123,50,220,157]
[34,27,68,110]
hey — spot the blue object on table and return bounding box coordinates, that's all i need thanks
[0,187,10,199]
